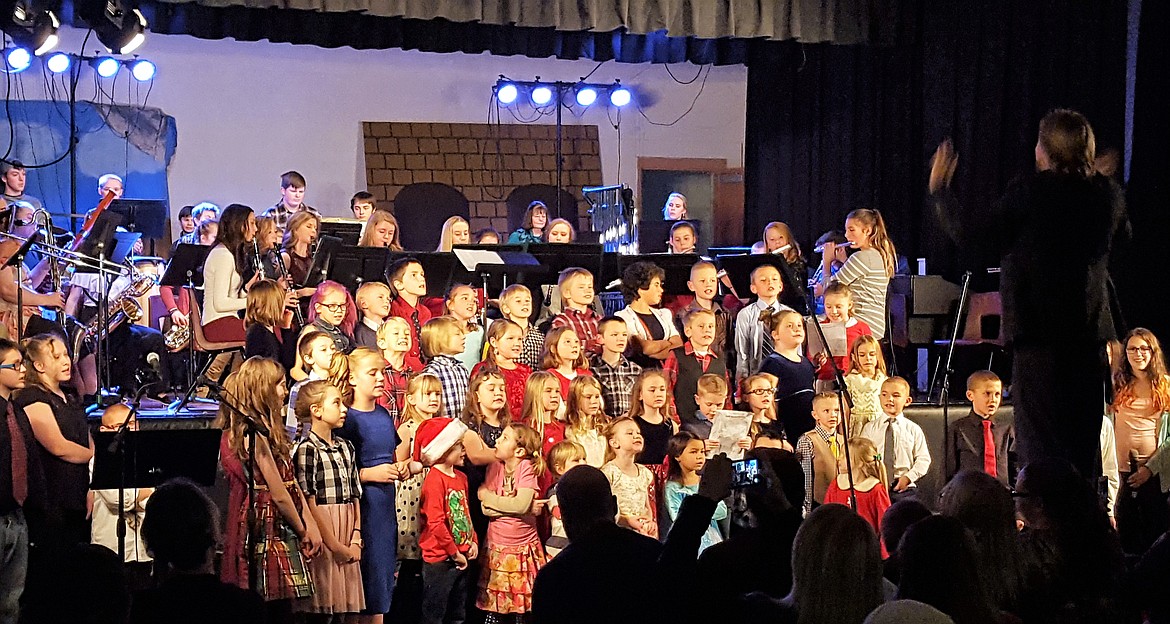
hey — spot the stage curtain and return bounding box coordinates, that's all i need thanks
[147,0,875,44]
[744,0,1128,283]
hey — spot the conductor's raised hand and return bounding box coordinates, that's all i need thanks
[929,139,958,194]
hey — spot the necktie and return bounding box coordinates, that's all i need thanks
[7,402,28,505]
[410,310,422,357]
[828,436,840,461]
[883,419,896,483]
[982,419,997,478]
[761,305,775,357]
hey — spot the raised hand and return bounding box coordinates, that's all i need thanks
[929,139,959,193]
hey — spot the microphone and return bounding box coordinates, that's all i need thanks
[145,352,162,376]
[813,241,855,253]
[202,377,270,436]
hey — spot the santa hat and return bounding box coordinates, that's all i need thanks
[414,417,469,466]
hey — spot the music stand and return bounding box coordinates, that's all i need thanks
[108,199,168,240]
[92,429,222,488]
[71,212,124,273]
[303,235,344,289]
[390,252,459,298]
[617,253,704,296]
[110,232,142,265]
[452,247,544,297]
[716,253,808,313]
[326,246,391,291]
[320,218,364,247]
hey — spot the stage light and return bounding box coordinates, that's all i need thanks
[129,58,155,81]
[497,82,518,104]
[79,0,148,54]
[45,51,70,73]
[2,0,60,56]
[3,47,32,73]
[609,85,632,107]
[531,86,553,106]
[92,56,121,78]
[575,87,598,107]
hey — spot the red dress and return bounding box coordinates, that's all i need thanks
[546,368,592,401]
[816,318,873,381]
[824,478,891,558]
[471,361,532,421]
[389,296,432,371]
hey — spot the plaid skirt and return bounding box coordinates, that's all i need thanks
[476,538,547,614]
[249,488,315,602]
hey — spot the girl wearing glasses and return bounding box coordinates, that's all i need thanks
[742,372,792,451]
[306,281,356,355]
[1110,327,1170,554]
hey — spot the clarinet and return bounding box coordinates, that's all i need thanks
[270,246,306,327]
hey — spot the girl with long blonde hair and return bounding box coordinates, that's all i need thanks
[436,216,470,252]
[216,357,322,606]
[520,370,565,452]
[564,375,608,467]
[626,369,677,466]
[824,437,891,554]
[359,210,403,251]
[818,207,898,340]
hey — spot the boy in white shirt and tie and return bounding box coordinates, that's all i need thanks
[859,376,931,502]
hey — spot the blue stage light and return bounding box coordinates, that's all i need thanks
[531,86,553,106]
[575,87,598,107]
[609,86,632,107]
[3,47,32,73]
[130,59,155,81]
[94,56,120,78]
[45,51,70,73]
[497,83,518,104]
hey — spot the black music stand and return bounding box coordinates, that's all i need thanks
[92,429,222,489]
[326,246,391,291]
[108,199,168,255]
[453,247,545,298]
[160,244,213,392]
[390,252,460,298]
[617,253,704,296]
[303,235,344,289]
[716,253,808,313]
[71,212,123,273]
[320,219,364,247]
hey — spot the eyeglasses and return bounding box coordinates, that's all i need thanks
[316,302,347,312]
[0,362,24,372]
[746,387,776,396]
[1127,346,1153,354]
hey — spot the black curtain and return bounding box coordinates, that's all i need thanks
[1115,0,1169,340]
[745,0,1128,287]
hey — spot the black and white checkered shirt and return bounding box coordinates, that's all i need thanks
[590,353,643,420]
[293,431,362,505]
[423,355,470,419]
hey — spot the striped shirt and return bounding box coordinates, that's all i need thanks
[831,248,888,339]
[293,431,362,505]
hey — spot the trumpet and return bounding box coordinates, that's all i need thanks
[268,244,305,327]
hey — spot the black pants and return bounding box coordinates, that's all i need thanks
[106,323,169,395]
[422,560,469,624]
[1117,472,1170,555]
[390,558,423,624]
[1011,343,1107,482]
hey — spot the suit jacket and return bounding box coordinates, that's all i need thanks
[950,410,1015,487]
[933,171,1128,346]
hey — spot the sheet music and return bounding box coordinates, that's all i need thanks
[806,319,848,357]
[452,249,504,271]
[708,410,753,460]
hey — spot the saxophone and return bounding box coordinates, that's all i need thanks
[71,270,157,356]
[162,314,190,351]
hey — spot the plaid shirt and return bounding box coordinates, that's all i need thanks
[262,201,320,231]
[518,324,546,369]
[795,425,838,515]
[293,431,362,505]
[590,353,642,420]
[551,307,602,356]
[423,354,470,419]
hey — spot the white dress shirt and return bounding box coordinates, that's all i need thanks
[734,298,793,380]
[859,413,932,486]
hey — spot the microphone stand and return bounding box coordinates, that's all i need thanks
[204,379,269,593]
[772,255,858,511]
[108,381,161,564]
[937,271,972,483]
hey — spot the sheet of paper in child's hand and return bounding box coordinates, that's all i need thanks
[806,319,848,356]
[708,410,753,460]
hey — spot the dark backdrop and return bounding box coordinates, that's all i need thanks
[744,0,1128,286]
